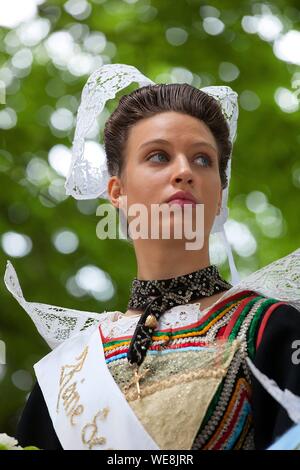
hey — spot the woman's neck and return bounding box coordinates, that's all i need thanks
[134,240,211,281]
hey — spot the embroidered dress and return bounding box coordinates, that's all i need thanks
[100,289,295,450]
[16,288,300,450]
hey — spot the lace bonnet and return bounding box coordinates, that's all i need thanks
[64,63,240,285]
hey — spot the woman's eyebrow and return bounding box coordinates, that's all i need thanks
[139,138,218,153]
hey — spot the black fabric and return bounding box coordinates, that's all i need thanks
[126,264,232,366]
[251,303,300,449]
[16,302,300,450]
[17,381,62,450]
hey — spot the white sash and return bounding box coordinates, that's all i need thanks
[34,326,159,450]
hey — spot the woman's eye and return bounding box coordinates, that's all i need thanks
[147,153,212,166]
[195,155,212,167]
[147,153,168,163]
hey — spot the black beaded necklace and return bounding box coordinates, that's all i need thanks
[126,264,232,367]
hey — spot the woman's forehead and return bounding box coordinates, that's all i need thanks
[126,111,217,149]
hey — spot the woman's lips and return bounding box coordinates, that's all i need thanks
[167,198,196,207]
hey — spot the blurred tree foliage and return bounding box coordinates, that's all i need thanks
[0,0,299,434]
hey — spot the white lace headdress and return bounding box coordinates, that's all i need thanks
[64,63,240,285]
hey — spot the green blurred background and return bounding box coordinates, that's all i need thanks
[0,0,299,435]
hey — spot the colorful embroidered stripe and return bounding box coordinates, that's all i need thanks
[105,341,211,361]
[247,299,283,359]
[102,291,257,354]
[255,301,286,350]
[204,378,251,449]
[105,345,211,363]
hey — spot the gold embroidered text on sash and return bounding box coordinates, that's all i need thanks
[56,346,88,425]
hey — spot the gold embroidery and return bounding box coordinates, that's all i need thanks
[124,366,227,401]
[71,405,84,426]
[61,382,80,414]
[81,408,110,449]
[124,365,151,399]
[99,407,110,419]
[108,339,241,392]
[56,344,111,448]
[122,340,241,401]
[57,346,88,410]
[56,346,89,426]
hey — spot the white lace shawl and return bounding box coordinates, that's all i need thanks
[4,248,300,350]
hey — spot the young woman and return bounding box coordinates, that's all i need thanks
[5,64,300,450]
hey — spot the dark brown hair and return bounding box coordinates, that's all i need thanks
[103,83,232,190]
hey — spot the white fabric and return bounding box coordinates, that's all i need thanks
[4,260,103,349]
[4,248,300,350]
[267,423,300,450]
[220,226,240,285]
[34,326,159,450]
[65,64,154,201]
[224,247,300,312]
[100,302,206,340]
[64,63,240,284]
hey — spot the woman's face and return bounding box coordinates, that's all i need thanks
[108,111,223,240]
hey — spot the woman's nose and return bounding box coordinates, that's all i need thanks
[170,156,194,185]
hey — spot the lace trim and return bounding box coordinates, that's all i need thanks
[100,303,204,339]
